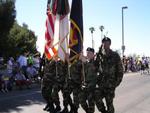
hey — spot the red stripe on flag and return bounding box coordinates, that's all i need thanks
[44,7,58,59]
[47,13,55,33]
[52,47,57,55]
[45,45,52,59]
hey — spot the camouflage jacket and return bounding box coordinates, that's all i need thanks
[84,59,97,90]
[99,50,123,88]
[42,60,56,84]
[70,59,83,86]
[55,60,68,84]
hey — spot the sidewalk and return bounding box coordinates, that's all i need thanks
[124,72,140,76]
[0,82,41,94]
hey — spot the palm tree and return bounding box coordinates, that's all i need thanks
[89,27,95,48]
[99,25,104,40]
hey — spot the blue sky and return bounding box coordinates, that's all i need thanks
[15,0,150,56]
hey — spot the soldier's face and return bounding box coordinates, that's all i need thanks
[87,51,94,60]
[103,41,111,50]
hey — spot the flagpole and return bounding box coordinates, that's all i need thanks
[82,58,86,84]
[55,58,58,82]
[66,35,71,80]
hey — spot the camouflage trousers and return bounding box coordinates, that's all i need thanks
[52,83,74,109]
[95,87,115,113]
[51,84,62,107]
[41,84,53,106]
[62,83,73,108]
[79,89,95,113]
[63,83,81,109]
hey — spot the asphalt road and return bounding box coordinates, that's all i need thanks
[0,72,150,113]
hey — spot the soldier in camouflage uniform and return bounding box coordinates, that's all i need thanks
[79,47,97,113]
[41,59,56,113]
[51,60,63,112]
[59,59,74,113]
[52,59,72,113]
[63,56,83,113]
[95,37,124,113]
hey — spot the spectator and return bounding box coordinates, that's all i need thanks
[7,57,14,75]
[26,64,38,81]
[17,52,28,78]
[33,53,40,71]
[1,66,10,92]
[15,69,31,90]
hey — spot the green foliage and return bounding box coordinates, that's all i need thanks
[0,0,16,58]
[0,0,16,36]
[6,22,37,58]
[0,1,37,59]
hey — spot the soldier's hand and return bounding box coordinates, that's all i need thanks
[79,53,87,62]
[81,82,87,90]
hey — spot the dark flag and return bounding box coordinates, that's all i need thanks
[69,0,83,63]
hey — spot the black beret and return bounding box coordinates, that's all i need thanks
[86,47,95,53]
[102,37,111,43]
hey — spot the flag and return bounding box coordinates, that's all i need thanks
[58,15,69,61]
[69,0,83,63]
[51,0,70,62]
[44,1,57,59]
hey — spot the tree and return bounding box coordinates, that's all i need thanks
[2,22,37,59]
[99,25,104,40]
[0,0,16,36]
[0,0,16,56]
[89,27,95,34]
[89,27,95,48]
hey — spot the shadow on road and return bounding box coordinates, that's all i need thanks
[0,86,45,113]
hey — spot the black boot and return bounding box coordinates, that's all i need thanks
[73,108,78,113]
[72,106,78,113]
[60,107,69,113]
[69,104,75,113]
[54,105,61,113]
[69,107,74,113]
[100,108,107,113]
[49,103,55,113]
[43,104,49,111]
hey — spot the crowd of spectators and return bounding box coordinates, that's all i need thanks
[1,53,149,93]
[122,55,150,74]
[0,52,41,93]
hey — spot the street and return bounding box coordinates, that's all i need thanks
[0,72,150,113]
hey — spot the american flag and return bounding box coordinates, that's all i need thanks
[44,0,69,61]
[44,5,57,59]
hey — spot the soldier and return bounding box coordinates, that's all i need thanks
[59,59,74,113]
[52,59,69,113]
[95,37,124,113]
[41,59,56,113]
[51,60,62,113]
[66,56,83,113]
[79,47,97,113]
[39,53,46,78]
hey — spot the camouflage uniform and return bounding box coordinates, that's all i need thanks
[41,59,56,113]
[52,61,65,112]
[79,59,97,113]
[58,61,74,113]
[52,60,70,112]
[63,59,83,113]
[96,50,123,113]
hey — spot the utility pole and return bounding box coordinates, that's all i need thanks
[121,6,128,57]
